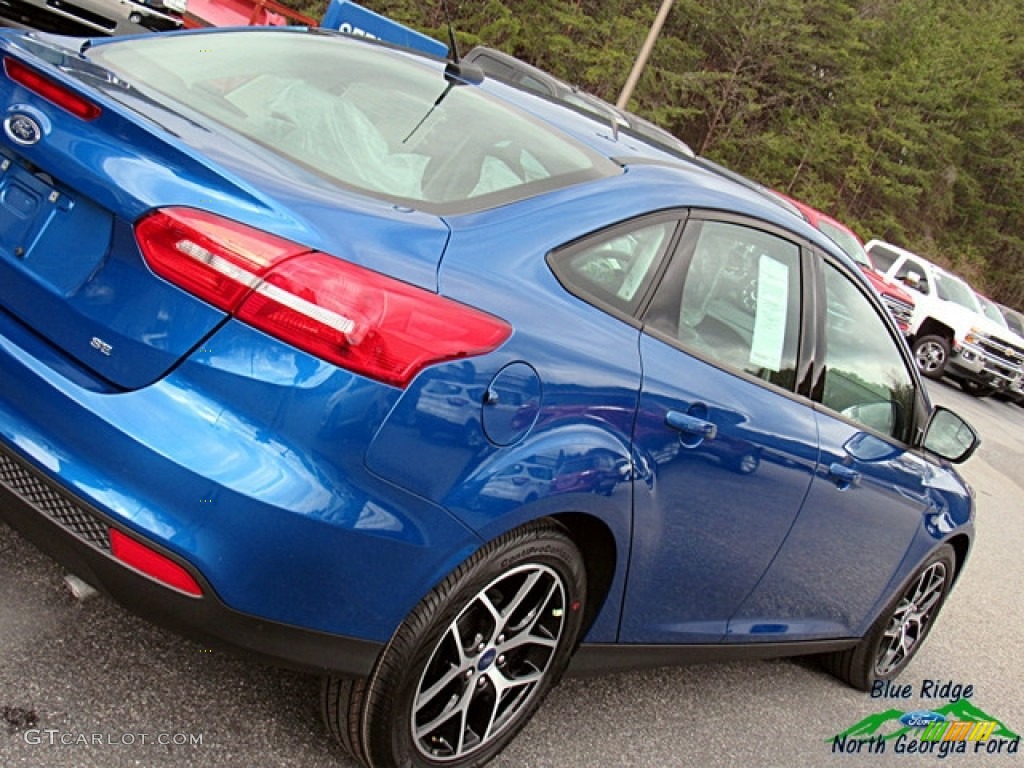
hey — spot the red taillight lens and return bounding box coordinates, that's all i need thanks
[136,208,311,311]
[109,528,203,597]
[3,57,102,121]
[236,252,512,387]
[136,208,511,388]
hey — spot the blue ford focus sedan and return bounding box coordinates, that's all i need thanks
[0,27,979,767]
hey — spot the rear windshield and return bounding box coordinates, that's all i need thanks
[86,30,616,211]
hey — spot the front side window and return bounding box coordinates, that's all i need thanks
[1003,309,1024,335]
[644,220,801,390]
[820,264,916,441]
[977,295,1008,327]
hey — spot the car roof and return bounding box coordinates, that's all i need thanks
[777,193,858,238]
[464,45,694,158]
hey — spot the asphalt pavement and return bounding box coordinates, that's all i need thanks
[1,380,1022,768]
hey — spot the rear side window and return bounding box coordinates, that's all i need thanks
[548,220,676,317]
[644,220,802,390]
[86,31,617,211]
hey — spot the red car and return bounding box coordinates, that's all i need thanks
[776,194,916,333]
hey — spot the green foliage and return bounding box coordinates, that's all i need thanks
[280,0,1024,308]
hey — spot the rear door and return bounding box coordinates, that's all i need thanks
[620,215,821,643]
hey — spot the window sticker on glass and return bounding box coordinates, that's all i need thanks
[749,255,789,372]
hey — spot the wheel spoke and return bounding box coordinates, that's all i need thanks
[491,666,545,695]
[504,577,558,637]
[499,570,544,628]
[876,639,905,674]
[480,667,543,740]
[478,589,503,626]
[416,618,473,708]
[416,658,466,712]
[414,684,472,745]
[904,564,946,622]
[500,633,558,654]
[915,584,944,616]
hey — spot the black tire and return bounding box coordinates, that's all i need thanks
[821,544,955,691]
[322,675,368,763]
[322,519,587,768]
[128,11,142,22]
[958,379,995,398]
[912,334,951,380]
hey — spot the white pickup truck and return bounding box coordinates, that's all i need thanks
[865,239,1024,396]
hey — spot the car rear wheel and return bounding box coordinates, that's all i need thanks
[912,335,950,379]
[820,544,955,691]
[322,519,587,768]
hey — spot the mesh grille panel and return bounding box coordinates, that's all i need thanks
[0,449,111,550]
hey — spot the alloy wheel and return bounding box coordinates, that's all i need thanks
[914,340,946,374]
[874,560,948,677]
[412,564,567,761]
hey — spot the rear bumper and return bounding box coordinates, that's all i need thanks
[0,311,483,673]
[0,440,382,677]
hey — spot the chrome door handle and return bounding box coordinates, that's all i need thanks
[666,411,717,440]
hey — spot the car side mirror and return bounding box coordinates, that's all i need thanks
[903,270,924,292]
[922,407,979,463]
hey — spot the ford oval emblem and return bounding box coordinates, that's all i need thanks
[899,710,946,728]
[4,113,42,146]
[477,648,497,672]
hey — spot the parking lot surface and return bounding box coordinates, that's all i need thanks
[2,381,1022,768]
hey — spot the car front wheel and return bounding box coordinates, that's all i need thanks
[821,544,955,691]
[322,519,587,768]
[912,335,951,379]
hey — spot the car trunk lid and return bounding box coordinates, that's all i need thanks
[0,33,450,390]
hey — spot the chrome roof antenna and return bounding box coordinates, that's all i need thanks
[439,0,484,84]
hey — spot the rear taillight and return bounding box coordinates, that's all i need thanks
[136,208,309,310]
[136,208,511,388]
[3,57,102,121]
